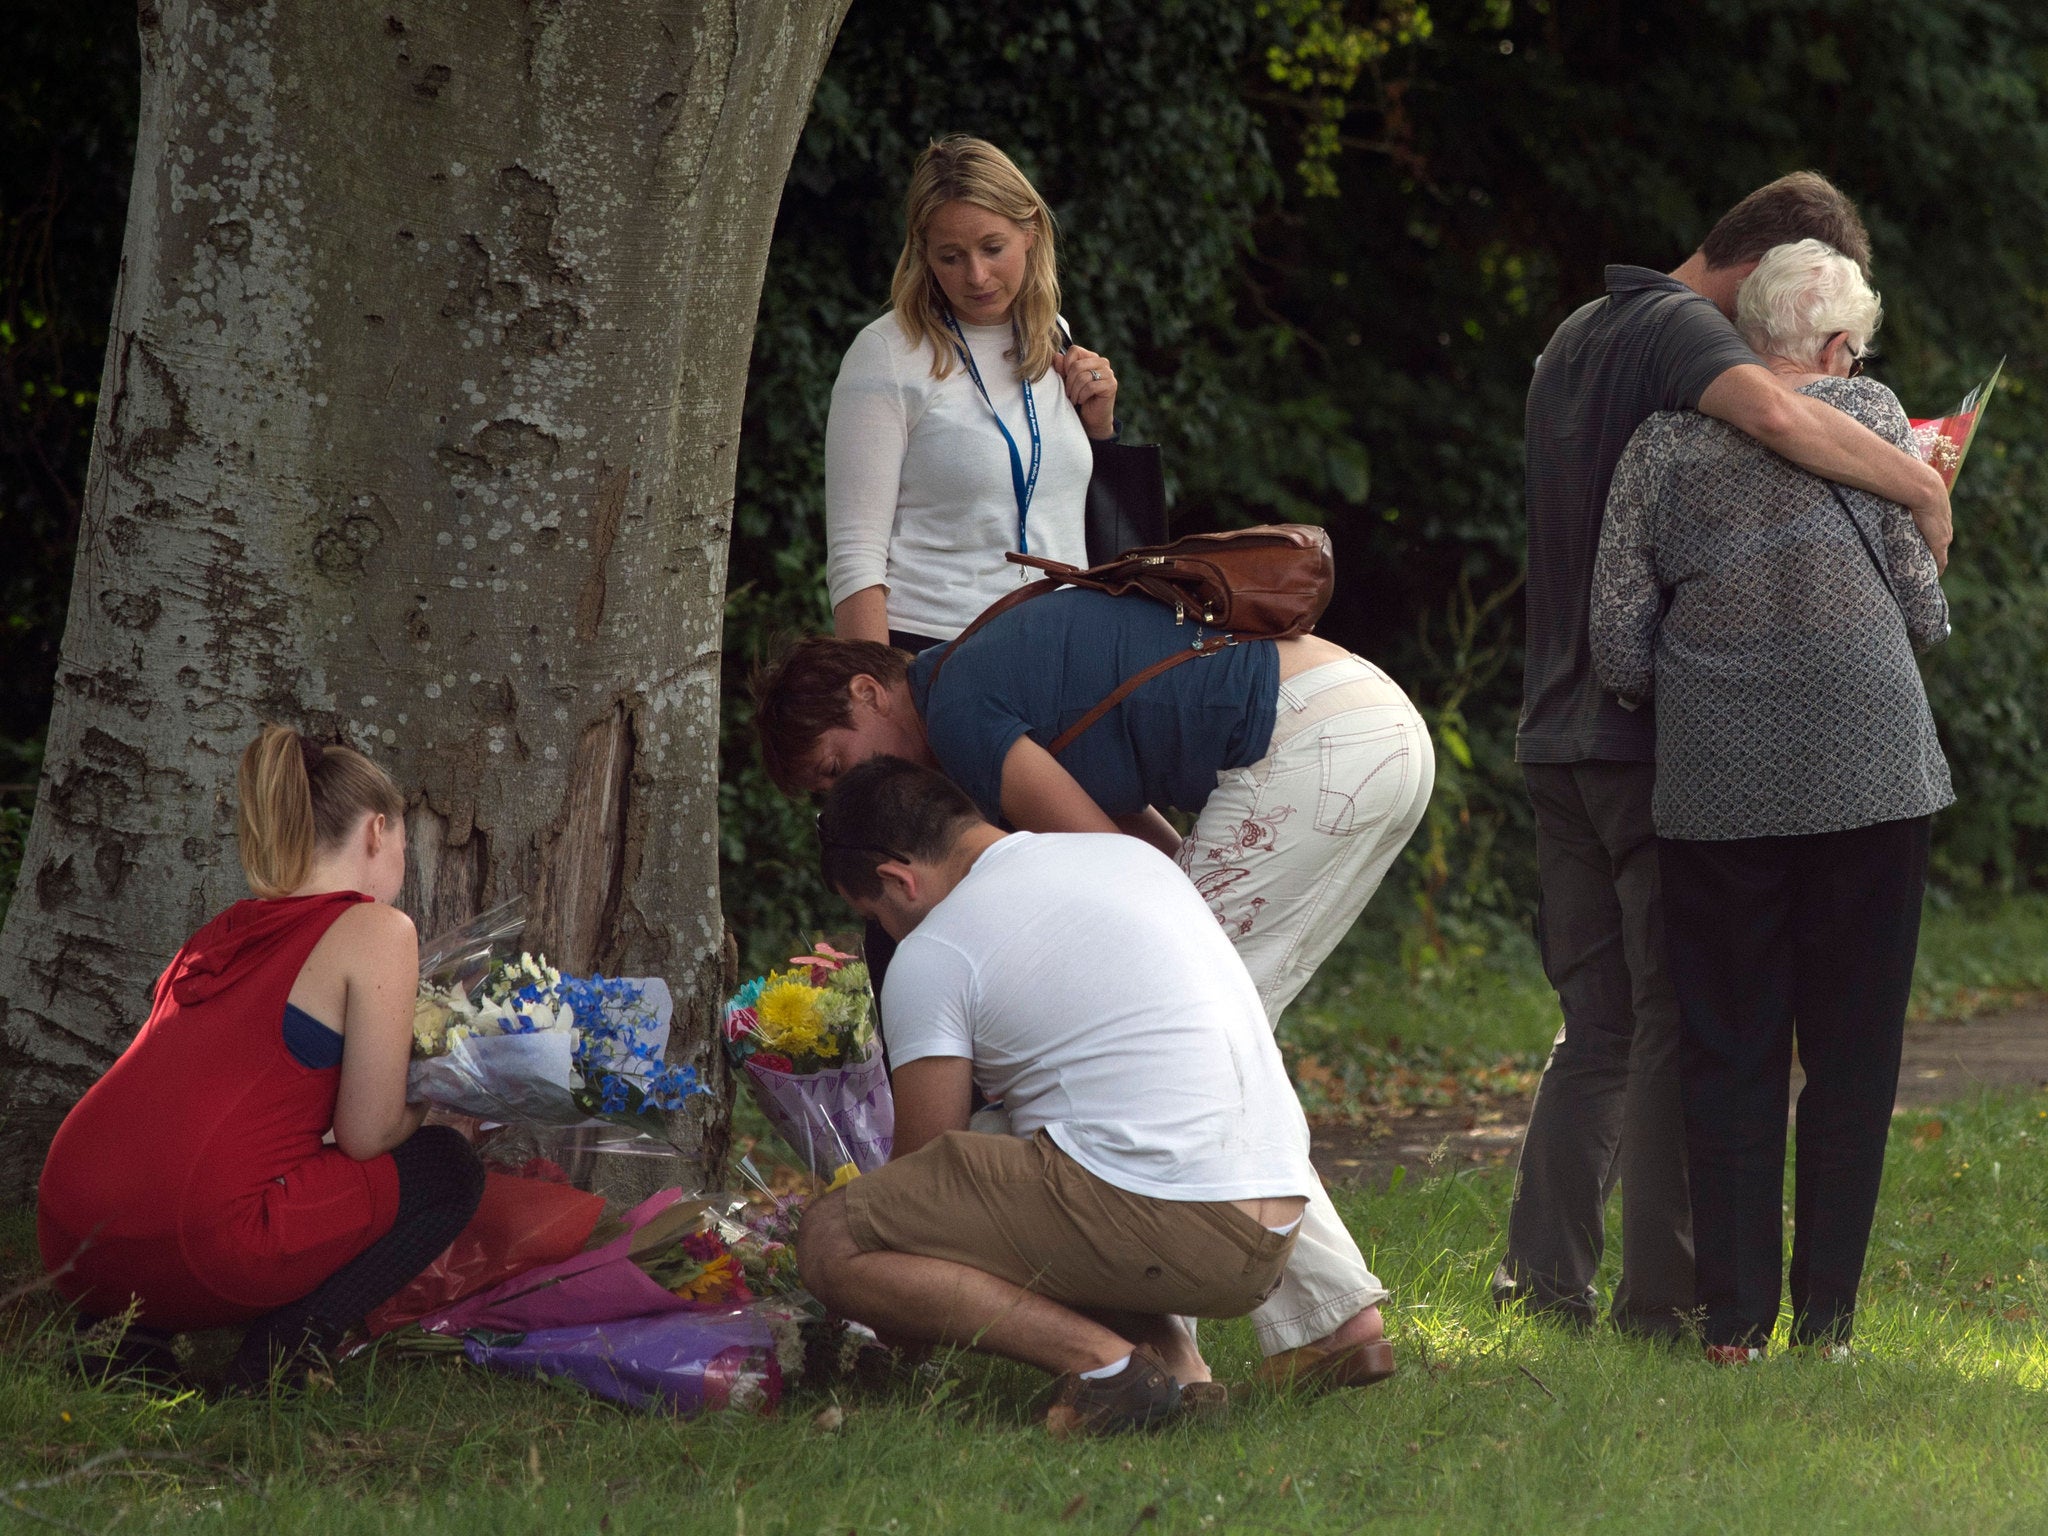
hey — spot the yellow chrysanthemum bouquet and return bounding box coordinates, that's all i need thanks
[724,942,892,1178]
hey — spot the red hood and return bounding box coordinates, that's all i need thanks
[167,891,370,1005]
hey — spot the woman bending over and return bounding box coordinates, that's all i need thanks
[38,726,483,1387]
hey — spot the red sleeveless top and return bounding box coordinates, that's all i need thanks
[39,891,403,1330]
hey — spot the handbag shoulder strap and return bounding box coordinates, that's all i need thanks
[1826,482,1900,605]
[1046,638,1229,757]
[922,575,1069,701]
[924,571,1235,762]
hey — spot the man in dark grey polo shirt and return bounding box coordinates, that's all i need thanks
[1497,173,1953,1337]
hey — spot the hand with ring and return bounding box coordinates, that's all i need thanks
[1052,341,1118,440]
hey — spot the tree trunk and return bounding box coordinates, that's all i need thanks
[0,0,848,1197]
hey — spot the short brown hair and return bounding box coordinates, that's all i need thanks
[237,724,406,898]
[1699,172,1870,278]
[752,637,913,794]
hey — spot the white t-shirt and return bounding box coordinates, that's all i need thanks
[824,311,1092,642]
[881,833,1319,1204]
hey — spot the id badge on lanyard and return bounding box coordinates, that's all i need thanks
[943,311,1041,556]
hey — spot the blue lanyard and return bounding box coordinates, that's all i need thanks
[942,311,1041,555]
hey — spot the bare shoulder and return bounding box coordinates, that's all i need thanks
[322,900,419,969]
[291,900,416,1025]
[333,899,416,940]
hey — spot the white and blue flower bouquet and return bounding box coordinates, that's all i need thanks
[409,899,706,1132]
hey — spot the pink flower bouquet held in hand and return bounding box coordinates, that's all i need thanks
[1909,360,2003,490]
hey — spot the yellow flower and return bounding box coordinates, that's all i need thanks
[756,973,829,1057]
[674,1253,743,1303]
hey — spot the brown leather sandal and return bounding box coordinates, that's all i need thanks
[1255,1337,1398,1392]
[1176,1380,1232,1423]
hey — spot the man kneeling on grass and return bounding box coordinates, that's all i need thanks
[796,756,1379,1436]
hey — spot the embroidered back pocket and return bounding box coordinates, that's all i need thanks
[1315,729,1412,837]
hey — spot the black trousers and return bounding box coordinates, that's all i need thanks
[229,1124,484,1381]
[1660,815,1930,1348]
[1499,762,1691,1335]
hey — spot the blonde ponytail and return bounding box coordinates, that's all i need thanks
[236,725,406,898]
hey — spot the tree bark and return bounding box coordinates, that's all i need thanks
[0,0,849,1196]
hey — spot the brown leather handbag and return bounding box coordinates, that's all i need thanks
[926,525,1335,757]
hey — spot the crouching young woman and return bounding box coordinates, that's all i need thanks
[37,725,483,1388]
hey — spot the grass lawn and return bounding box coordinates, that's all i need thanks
[5,1086,2048,1533]
[2,893,2043,1533]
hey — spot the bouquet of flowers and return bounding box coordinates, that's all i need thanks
[451,1309,785,1417]
[383,1182,880,1417]
[1910,360,2003,489]
[417,1187,799,1336]
[409,900,706,1131]
[363,1159,607,1337]
[725,942,894,1179]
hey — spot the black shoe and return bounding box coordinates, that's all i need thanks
[1043,1346,1182,1438]
[72,1317,186,1392]
[1610,1313,1688,1346]
[1489,1263,1597,1328]
[223,1314,344,1395]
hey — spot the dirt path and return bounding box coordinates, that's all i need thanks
[1312,1004,2048,1191]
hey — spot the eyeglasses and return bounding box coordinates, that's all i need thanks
[1834,332,1870,378]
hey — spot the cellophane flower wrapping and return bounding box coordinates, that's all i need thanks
[408,898,706,1133]
[724,943,894,1178]
[1909,361,2003,489]
[363,1161,605,1338]
[386,1181,870,1417]
[460,1309,782,1416]
[418,1186,801,1336]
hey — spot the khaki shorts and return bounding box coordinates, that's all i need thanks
[842,1130,1298,1319]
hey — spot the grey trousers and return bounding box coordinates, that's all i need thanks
[1494,761,1692,1335]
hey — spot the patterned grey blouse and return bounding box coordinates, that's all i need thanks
[1590,375,1953,841]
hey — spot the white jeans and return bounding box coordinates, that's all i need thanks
[977,656,1435,1355]
[1182,655,1433,1352]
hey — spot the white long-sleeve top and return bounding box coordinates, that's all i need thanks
[824,310,1092,642]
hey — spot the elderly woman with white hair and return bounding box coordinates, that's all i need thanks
[1589,238,1952,1363]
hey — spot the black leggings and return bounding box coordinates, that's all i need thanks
[230,1124,484,1380]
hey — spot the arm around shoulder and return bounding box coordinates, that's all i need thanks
[1699,364,1952,569]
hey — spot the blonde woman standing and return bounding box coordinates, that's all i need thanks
[826,136,1119,652]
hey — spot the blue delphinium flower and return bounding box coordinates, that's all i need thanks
[599,1074,630,1116]
[644,1063,706,1111]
